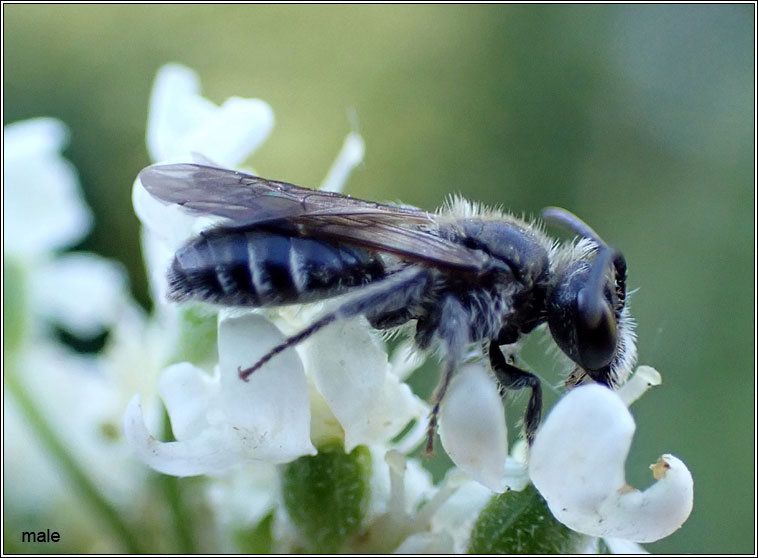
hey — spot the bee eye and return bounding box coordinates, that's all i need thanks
[575,286,617,371]
[547,247,620,374]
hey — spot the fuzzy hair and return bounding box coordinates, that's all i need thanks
[543,256,638,390]
[436,194,556,251]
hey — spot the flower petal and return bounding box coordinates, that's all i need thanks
[430,479,494,552]
[183,97,274,169]
[603,537,649,554]
[124,394,250,476]
[529,384,693,543]
[300,317,426,451]
[206,463,280,528]
[217,310,316,462]
[137,225,180,306]
[617,365,662,407]
[368,449,434,521]
[502,456,530,492]
[146,64,215,163]
[393,531,455,554]
[146,63,274,167]
[438,364,508,492]
[319,132,365,193]
[4,117,68,156]
[158,362,218,440]
[4,118,92,258]
[31,252,129,337]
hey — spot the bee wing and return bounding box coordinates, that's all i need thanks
[140,163,426,222]
[139,163,489,270]
[288,213,490,270]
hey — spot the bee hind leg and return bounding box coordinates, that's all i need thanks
[238,266,433,381]
[238,312,338,380]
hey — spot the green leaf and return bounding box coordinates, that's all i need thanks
[467,484,587,554]
[281,443,371,553]
[234,511,275,554]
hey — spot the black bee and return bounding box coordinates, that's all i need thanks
[139,163,637,453]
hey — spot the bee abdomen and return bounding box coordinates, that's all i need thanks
[167,228,386,306]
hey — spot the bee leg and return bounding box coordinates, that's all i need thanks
[238,312,339,380]
[423,295,469,456]
[239,266,432,380]
[488,341,542,446]
[366,307,416,330]
[424,357,456,456]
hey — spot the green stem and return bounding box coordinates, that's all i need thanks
[158,407,198,553]
[5,369,144,553]
[156,475,198,553]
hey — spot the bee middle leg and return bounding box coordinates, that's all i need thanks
[488,341,542,446]
[423,295,469,455]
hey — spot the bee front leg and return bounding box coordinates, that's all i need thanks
[488,341,542,446]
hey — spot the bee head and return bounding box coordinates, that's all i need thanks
[541,208,629,386]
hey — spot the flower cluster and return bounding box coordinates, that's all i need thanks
[4,63,693,553]
[125,63,694,552]
[4,118,156,552]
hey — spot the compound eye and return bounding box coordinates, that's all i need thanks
[575,286,617,371]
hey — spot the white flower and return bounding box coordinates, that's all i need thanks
[385,366,691,553]
[30,253,131,338]
[127,64,517,494]
[121,63,694,554]
[125,63,423,475]
[3,118,92,260]
[355,449,464,553]
[354,446,526,554]
[124,65,434,552]
[146,63,274,167]
[380,365,689,554]
[135,64,275,307]
[297,306,427,452]
[319,133,366,193]
[438,364,509,492]
[3,117,152,527]
[3,118,135,340]
[529,369,694,544]
[6,341,149,507]
[124,312,316,475]
[124,274,430,476]
[205,461,282,552]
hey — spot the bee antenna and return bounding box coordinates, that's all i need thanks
[541,208,628,314]
[586,245,615,300]
[540,206,607,248]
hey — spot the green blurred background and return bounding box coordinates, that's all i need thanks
[4,4,754,554]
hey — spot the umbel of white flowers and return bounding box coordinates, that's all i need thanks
[122,63,692,553]
[3,65,691,553]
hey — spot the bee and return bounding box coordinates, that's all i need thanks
[139,163,637,453]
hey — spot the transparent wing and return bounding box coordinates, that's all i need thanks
[139,163,489,270]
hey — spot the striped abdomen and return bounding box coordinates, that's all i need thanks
[167,227,386,306]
